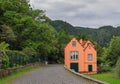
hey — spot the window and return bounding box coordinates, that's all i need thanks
[88,54,92,61]
[72,41,76,46]
[70,51,78,60]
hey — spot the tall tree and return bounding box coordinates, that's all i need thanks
[57,29,72,63]
[106,36,120,66]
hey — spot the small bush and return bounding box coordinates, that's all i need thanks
[100,64,112,73]
[2,55,9,69]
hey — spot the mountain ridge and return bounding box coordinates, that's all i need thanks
[50,20,120,46]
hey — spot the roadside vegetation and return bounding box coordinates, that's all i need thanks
[90,72,120,84]
[89,36,120,83]
[0,66,41,84]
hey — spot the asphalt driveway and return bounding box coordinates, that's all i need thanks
[11,64,85,84]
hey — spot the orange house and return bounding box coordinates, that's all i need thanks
[64,37,97,74]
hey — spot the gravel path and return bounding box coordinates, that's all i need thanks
[11,64,85,84]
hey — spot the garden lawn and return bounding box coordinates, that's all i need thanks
[89,72,120,84]
[0,66,42,84]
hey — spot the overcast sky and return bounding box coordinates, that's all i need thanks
[30,0,120,28]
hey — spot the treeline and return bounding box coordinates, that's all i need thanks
[99,36,120,78]
[50,20,120,47]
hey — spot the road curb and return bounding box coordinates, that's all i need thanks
[64,65,109,84]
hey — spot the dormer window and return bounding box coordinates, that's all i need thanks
[72,41,76,46]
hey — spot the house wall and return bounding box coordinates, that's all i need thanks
[64,38,84,72]
[64,38,97,74]
[84,44,97,73]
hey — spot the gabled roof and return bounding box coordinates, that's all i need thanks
[64,37,78,49]
[65,37,96,51]
[64,37,82,49]
[83,41,96,51]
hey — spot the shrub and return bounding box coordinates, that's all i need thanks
[99,63,112,73]
[6,50,29,67]
[2,55,9,69]
[114,57,120,78]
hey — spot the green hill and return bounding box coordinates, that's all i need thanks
[50,20,120,46]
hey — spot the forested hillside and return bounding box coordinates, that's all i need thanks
[50,20,120,46]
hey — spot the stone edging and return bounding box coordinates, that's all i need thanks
[64,65,109,84]
[0,62,43,78]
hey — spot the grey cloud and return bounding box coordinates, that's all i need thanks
[85,0,100,4]
[30,0,120,28]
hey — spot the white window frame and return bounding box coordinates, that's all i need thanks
[70,51,78,60]
[72,41,76,46]
[88,54,92,61]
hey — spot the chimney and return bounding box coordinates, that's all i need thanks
[79,39,83,44]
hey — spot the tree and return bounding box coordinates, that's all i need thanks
[0,42,9,69]
[114,57,120,78]
[76,33,91,41]
[35,42,51,62]
[106,36,120,66]
[0,25,16,42]
[22,47,37,56]
[57,29,72,63]
[94,42,104,65]
[1,54,9,69]
[0,42,9,50]
[22,47,38,63]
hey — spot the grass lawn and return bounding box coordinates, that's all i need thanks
[89,72,120,84]
[0,66,42,84]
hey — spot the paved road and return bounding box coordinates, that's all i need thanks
[11,64,85,84]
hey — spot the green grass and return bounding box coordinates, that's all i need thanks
[89,72,120,84]
[0,66,42,84]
